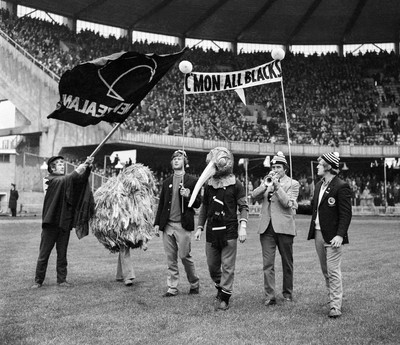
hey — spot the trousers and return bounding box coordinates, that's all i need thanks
[34,226,71,284]
[314,229,343,310]
[162,221,199,294]
[116,245,136,282]
[260,222,294,300]
[206,239,237,294]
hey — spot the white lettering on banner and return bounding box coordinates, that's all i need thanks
[184,60,282,94]
[61,94,134,118]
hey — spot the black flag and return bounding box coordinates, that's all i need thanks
[48,49,186,126]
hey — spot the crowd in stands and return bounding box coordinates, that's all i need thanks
[1,9,400,146]
[2,9,400,207]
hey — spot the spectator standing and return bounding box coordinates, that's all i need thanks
[8,183,19,217]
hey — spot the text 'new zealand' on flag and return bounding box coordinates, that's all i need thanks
[48,49,186,127]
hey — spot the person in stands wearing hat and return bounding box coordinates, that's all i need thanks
[154,150,201,297]
[8,183,19,217]
[298,152,352,318]
[251,152,300,306]
[31,155,94,289]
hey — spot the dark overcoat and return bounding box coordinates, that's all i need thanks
[8,189,19,209]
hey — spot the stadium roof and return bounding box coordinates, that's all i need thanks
[13,0,400,46]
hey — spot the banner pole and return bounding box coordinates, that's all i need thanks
[89,122,123,158]
[280,76,293,182]
[182,91,186,152]
[181,83,187,205]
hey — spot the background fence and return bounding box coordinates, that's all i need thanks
[1,153,399,217]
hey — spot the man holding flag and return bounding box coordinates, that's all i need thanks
[31,156,94,288]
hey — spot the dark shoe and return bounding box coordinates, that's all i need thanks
[328,307,342,318]
[30,283,42,289]
[283,296,293,302]
[116,278,124,282]
[58,281,73,287]
[124,279,133,286]
[163,291,178,297]
[189,287,199,295]
[217,300,229,311]
[264,299,277,306]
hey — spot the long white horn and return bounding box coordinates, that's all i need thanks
[188,161,216,207]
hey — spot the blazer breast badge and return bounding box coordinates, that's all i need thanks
[328,197,336,206]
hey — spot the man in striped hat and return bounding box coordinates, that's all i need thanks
[251,151,299,306]
[299,152,352,318]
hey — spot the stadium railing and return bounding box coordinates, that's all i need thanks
[115,130,400,157]
[0,29,60,82]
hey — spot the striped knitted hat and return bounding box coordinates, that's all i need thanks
[271,151,287,166]
[321,152,340,169]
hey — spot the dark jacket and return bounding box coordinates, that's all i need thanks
[155,174,201,231]
[201,179,249,242]
[42,168,91,231]
[298,176,352,244]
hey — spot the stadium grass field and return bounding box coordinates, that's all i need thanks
[1,215,399,345]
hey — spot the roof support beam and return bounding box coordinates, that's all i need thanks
[184,0,230,37]
[128,0,174,30]
[73,0,109,18]
[236,0,279,42]
[340,0,369,44]
[285,0,322,45]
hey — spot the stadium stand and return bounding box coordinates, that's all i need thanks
[0,8,399,213]
[1,9,399,147]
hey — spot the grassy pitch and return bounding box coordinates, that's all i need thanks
[1,215,399,345]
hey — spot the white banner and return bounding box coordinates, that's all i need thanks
[184,60,282,95]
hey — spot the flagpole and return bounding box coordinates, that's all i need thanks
[89,122,123,158]
[280,76,293,182]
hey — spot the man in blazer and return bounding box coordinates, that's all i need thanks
[251,152,300,306]
[299,152,352,318]
[154,150,201,297]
